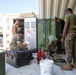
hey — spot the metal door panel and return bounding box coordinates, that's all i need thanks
[24,17,36,49]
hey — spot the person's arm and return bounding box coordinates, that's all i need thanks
[17,43,27,47]
[54,40,58,54]
[61,15,70,42]
[17,35,28,47]
[61,22,69,42]
[12,24,17,35]
[62,22,69,38]
[54,46,58,54]
[12,28,17,35]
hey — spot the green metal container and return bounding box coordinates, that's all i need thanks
[0,50,5,75]
[37,18,64,53]
[37,19,56,48]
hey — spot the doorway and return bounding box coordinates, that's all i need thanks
[13,19,24,30]
[55,17,65,53]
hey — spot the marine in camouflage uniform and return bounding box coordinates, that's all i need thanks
[63,11,76,62]
[12,19,23,35]
[46,35,59,54]
[12,24,22,34]
[61,8,76,70]
[10,31,28,50]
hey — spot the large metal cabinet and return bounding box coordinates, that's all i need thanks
[37,19,56,48]
[24,17,37,49]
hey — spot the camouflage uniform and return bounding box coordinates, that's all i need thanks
[12,24,22,35]
[64,13,76,62]
[47,35,58,45]
[10,34,28,50]
[46,35,59,52]
[65,31,76,62]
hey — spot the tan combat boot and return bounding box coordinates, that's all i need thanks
[72,62,76,69]
[60,61,72,70]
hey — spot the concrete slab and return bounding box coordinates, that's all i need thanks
[62,69,76,75]
[6,60,40,75]
[6,60,76,75]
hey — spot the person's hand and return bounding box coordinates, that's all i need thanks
[61,37,64,43]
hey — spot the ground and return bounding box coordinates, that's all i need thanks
[6,59,76,75]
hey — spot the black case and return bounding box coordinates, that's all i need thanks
[30,48,39,53]
[5,50,30,68]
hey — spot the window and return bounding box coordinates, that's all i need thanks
[25,22,29,29]
[31,22,36,28]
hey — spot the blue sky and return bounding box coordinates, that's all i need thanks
[0,0,39,14]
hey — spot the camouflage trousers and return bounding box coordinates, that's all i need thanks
[10,44,28,50]
[65,31,76,62]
